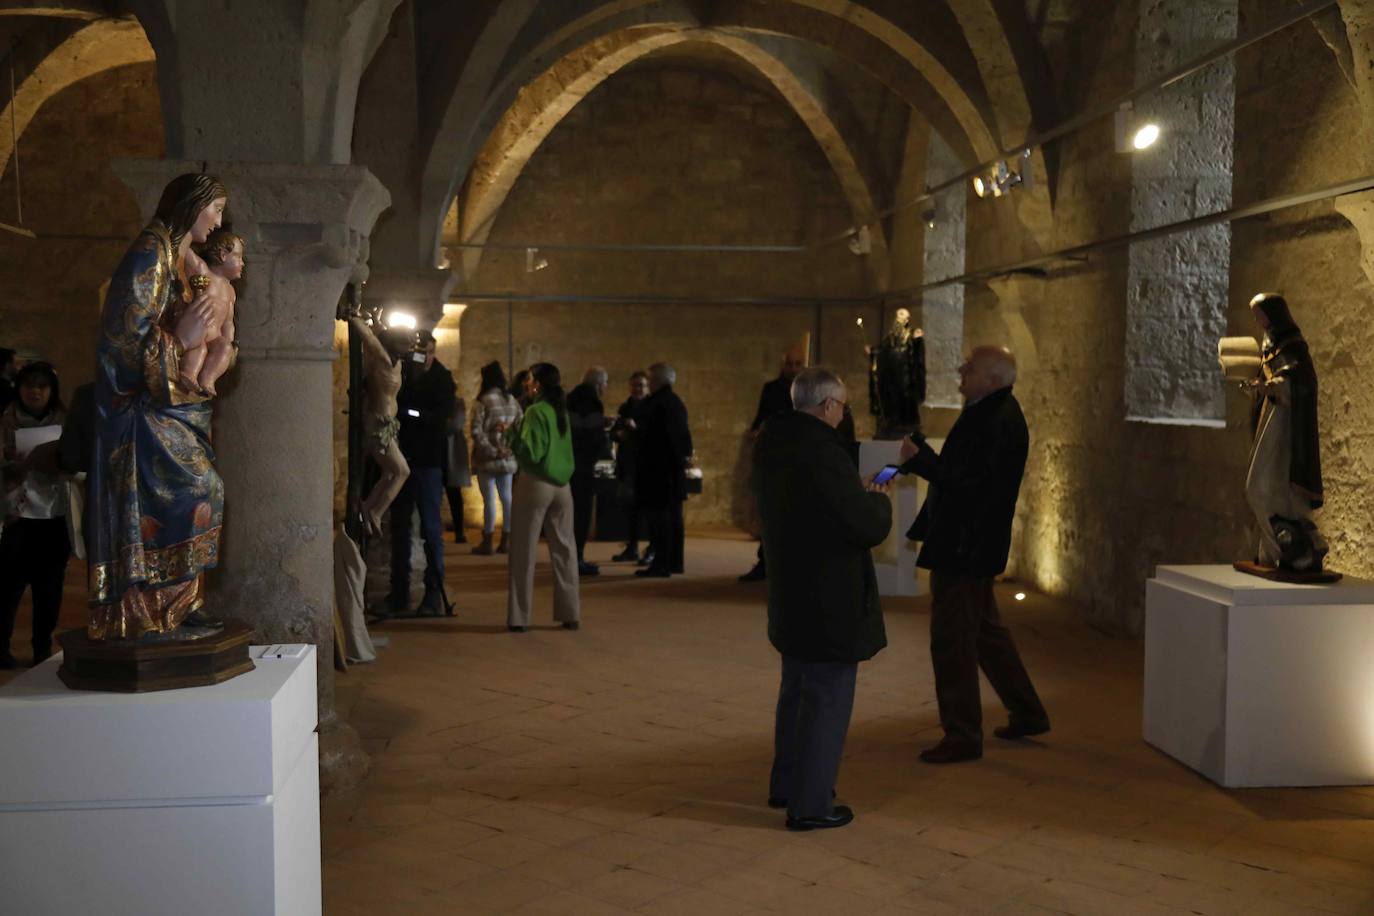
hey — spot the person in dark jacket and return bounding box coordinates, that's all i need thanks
[898,345,1048,764]
[633,362,692,578]
[755,367,892,831]
[611,370,651,563]
[739,344,806,583]
[566,367,610,576]
[388,329,457,617]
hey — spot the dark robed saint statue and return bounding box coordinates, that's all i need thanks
[87,174,231,640]
[1227,292,1332,580]
[867,306,926,439]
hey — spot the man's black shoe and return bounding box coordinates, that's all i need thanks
[636,551,656,567]
[578,561,600,577]
[738,564,766,583]
[670,566,684,574]
[634,567,671,578]
[508,625,526,633]
[919,742,982,764]
[562,621,580,631]
[785,805,854,832]
[612,547,640,562]
[994,719,1051,741]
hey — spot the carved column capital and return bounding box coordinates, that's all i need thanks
[112,159,391,359]
[360,267,457,326]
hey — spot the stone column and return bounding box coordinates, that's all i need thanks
[985,273,1043,374]
[114,159,390,791]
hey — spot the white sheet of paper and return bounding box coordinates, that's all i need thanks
[14,424,61,459]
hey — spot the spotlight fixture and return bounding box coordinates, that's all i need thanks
[1015,592,1027,601]
[1115,103,1161,153]
[1132,123,1161,150]
[847,225,872,255]
[922,206,938,229]
[971,149,1033,200]
[525,247,549,273]
[386,310,417,330]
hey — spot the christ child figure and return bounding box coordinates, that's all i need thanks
[180,227,244,396]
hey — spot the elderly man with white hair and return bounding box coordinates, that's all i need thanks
[754,366,892,830]
[898,345,1049,764]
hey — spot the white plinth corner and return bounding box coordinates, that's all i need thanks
[1144,564,1374,787]
[859,438,940,597]
[0,645,322,915]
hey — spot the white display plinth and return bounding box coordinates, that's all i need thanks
[858,439,939,597]
[0,645,321,915]
[1144,565,1374,787]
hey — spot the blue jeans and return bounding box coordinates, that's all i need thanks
[477,471,513,535]
[389,466,445,605]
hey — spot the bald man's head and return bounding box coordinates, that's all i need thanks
[781,344,806,381]
[958,345,1017,403]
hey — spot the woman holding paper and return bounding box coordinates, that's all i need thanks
[0,361,69,668]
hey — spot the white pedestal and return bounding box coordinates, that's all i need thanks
[1144,565,1374,787]
[858,439,939,597]
[0,645,321,915]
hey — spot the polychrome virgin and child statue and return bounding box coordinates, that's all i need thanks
[86,173,235,640]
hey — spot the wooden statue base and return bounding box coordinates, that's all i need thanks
[56,620,256,692]
[1233,561,1343,585]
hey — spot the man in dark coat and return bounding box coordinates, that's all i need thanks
[898,345,1048,764]
[739,343,806,583]
[633,362,692,578]
[567,367,610,576]
[611,371,651,563]
[755,367,892,831]
[389,329,456,616]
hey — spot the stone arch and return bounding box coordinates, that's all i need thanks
[418,0,1019,268]
[0,17,153,184]
[457,28,893,289]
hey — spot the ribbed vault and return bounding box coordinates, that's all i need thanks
[455,28,894,291]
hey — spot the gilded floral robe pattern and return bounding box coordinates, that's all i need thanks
[87,221,223,640]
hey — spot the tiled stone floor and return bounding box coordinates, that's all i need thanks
[322,534,1374,915]
[7,535,1374,913]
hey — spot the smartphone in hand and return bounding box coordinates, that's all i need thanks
[871,464,901,487]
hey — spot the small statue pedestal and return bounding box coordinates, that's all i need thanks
[56,620,255,692]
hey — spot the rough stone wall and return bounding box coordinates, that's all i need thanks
[921,132,968,408]
[0,63,162,387]
[1124,0,1236,423]
[456,62,874,528]
[1002,1,1370,634]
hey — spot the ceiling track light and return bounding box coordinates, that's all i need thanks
[1115,103,1161,152]
[971,149,1034,200]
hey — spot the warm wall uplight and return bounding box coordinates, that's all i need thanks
[387,311,417,329]
[1133,123,1161,150]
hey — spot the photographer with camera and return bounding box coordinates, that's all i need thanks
[387,329,456,617]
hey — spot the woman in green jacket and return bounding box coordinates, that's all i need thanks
[505,362,581,631]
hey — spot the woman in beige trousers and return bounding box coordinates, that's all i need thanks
[506,363,581,632]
